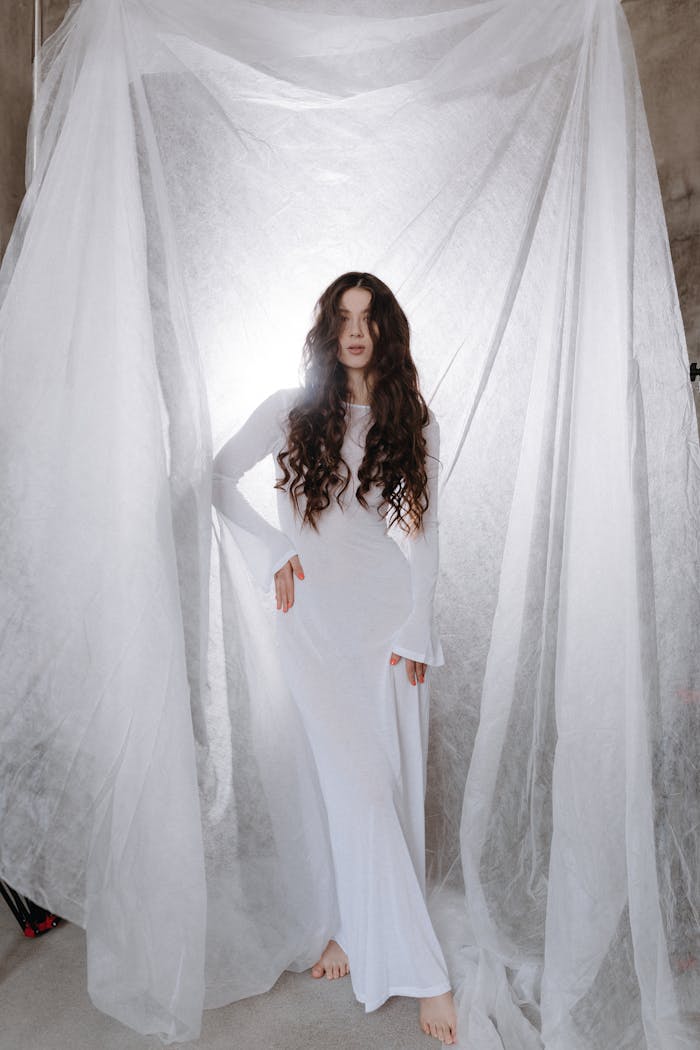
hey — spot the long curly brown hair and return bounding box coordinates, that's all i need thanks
[274,272,434,535]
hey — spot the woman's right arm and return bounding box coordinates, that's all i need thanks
[212,389,298,591]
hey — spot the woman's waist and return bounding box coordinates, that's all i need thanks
[285,519,407,574]
[279,499,389,540]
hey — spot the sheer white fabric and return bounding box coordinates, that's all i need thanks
[0,0,699,1047]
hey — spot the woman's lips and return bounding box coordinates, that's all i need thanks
[347,346,367,354]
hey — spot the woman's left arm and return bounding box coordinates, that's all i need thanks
[389,411,445,669]
[212,389,298,591]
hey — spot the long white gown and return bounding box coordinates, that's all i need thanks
[212,387,451,1011]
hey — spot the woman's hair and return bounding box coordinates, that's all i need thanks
[274,271,434,535]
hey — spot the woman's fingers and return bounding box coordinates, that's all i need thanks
[290,554,305,580]
[389,653,427,685]
[406,659,426,686]
[274,556,304,612]
[274,562,292,611]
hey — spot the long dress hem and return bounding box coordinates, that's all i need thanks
[359,981,454,1014]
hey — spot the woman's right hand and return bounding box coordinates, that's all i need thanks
[274,554,305,612]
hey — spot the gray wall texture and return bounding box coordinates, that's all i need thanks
[1,1,699,368]
[624,0,700,370]
[1,0,68,251]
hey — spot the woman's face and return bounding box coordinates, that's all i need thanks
[336,287,378,374]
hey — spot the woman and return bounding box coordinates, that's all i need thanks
[212,272,457,1045]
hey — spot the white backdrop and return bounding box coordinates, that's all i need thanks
[1,1,699,1047]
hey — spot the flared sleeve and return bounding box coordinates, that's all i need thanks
[212,389,298,590]
[389,410,445,667]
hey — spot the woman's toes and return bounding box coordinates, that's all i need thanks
[312,941,350,983]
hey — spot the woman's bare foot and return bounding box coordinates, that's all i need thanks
[310,939,350,980]
[419,990,457,1045]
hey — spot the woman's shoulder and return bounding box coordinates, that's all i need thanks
[422,406,440,463]
[254,386,302,418]
[260,387,303,442]
[269,386,303,410]
[425,404,439,431]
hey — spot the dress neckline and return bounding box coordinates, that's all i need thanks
[342,399,371,409]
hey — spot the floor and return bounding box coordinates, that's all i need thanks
[0,905,436,1050]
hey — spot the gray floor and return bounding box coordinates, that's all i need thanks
[0,906,434,1050]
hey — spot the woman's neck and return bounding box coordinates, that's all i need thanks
[345,376,372,405]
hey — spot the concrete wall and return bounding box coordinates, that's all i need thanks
[1,1,698,369]
[0,0,35,250]
[0,0,69,255]
[623,0,700,371]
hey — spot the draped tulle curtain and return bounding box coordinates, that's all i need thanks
[1,0,698,1047]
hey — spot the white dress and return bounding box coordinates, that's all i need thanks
[212,387,450,1011]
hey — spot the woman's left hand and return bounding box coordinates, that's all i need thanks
[389,652,426,685]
